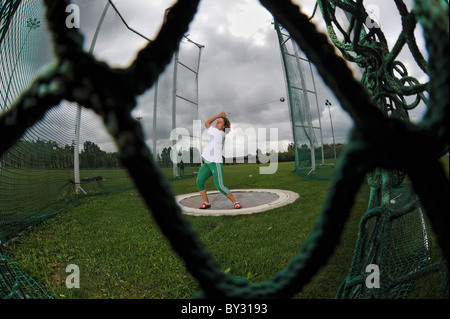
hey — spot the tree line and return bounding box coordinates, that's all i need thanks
[1,140,346,171]
[0,140,122,169]
[283,142,346,163]
[157,142,346,167]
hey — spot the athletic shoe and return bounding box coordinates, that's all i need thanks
[234,202,241,209]
[199,203,211,209]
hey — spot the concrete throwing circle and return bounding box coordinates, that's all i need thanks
[176,189,299,216]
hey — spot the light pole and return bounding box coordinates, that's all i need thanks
[325,100,337,160]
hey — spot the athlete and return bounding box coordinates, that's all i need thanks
[196,112,241,209]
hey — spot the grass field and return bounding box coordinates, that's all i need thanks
[3,158,448,299]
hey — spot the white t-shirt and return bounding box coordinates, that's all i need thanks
[201,126,225,163]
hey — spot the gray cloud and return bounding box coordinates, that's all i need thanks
[50,0,428,155]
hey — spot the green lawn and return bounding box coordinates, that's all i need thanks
[3,159,448,299]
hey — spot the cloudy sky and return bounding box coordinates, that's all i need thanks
[65,0,428,155]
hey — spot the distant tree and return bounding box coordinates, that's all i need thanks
[287,142,295,152]
[160,147,172,168]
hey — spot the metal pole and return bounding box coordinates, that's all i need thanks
[194,44,204,165]
[325,99,337,160]
[74,1,110,194]
[73,109,85,194]
[152,79,158,162]
[172,50,179,178]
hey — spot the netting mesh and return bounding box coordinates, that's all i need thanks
[0,0,60,298]
[0,0,448,299]
[313,0,448,298]
[0,0,204,298]
[0,0,66,242]
[0,0,136,244]
[275,20,352,179]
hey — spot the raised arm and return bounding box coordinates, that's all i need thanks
[205,112,226,128]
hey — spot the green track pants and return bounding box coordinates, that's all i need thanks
[196,161,230,196]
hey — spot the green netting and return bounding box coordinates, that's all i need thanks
[0,0,65,241]
[0,0,448,299]
[0,245,55,299]
[337,180,442,298]
[275,20,351,180]
[275,0,448,297]
[0,0,134,298]
[0,0,71,298]
[0,0,203,298]
[313,0,448,298]
[273,0,448,298]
